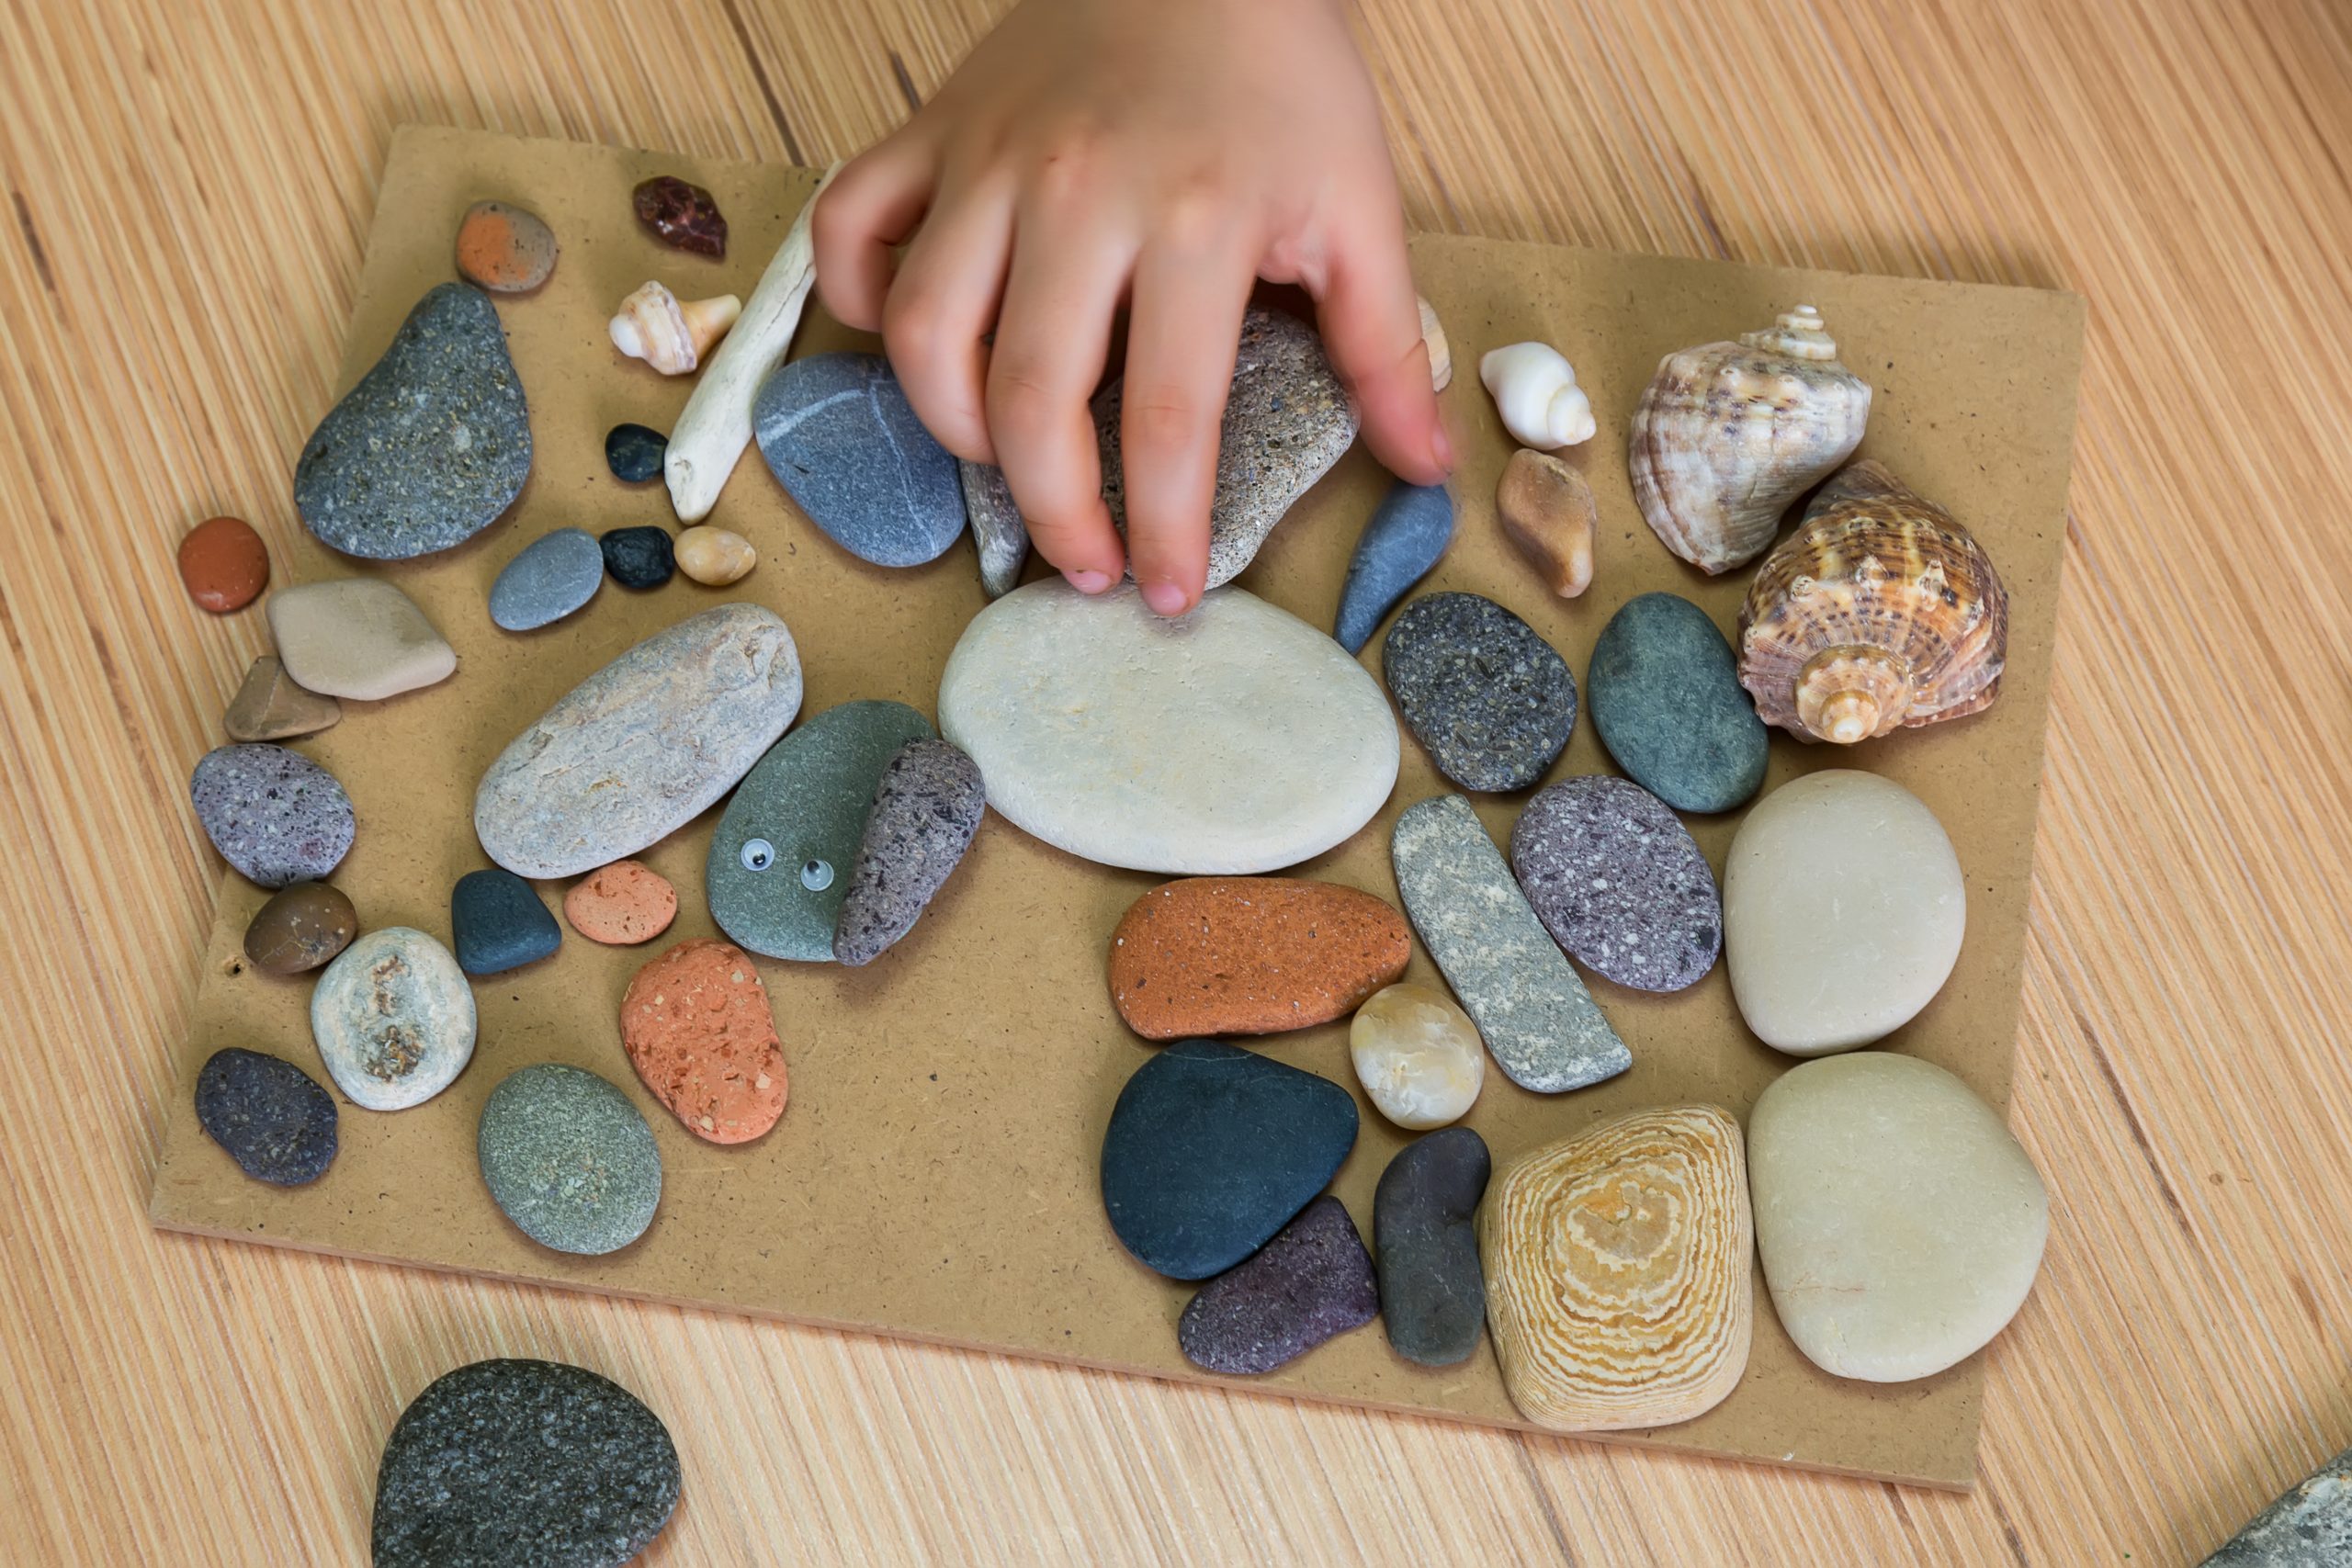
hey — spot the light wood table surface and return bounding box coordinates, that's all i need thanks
[2,1,2346,1562]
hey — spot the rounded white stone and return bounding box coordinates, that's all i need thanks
[938,580,1399,874]
[1723,769,1964,1055]
[310,927,478,1111]
[1748,1051,2047,1382]
[1349,981,1485,1129]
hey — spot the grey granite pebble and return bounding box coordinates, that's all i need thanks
[195,1048,337,1186]
[1334,481,1453,654]
[754,353,966,568]
[2203,1446,2352,1566]
[605,423,667,483]
[1391,794,1630,1093]
[491,528,603,631]
[371,1358,679,1568]
[832,739,986,966]
[1373,1126,1489,1366]
[190,742,355,889]
[599,525,674,590]
[478,1065,662,1256]
[1098,307,1360,590]
[450,867,561,976]
[957,460,1030,599]
[311,927,477,1111]
[1178,1196,1379,1375]
[295,283,531,560]
[1588,592,1769,813]
[1510,774,1721,993]
[1382,592,1576,792]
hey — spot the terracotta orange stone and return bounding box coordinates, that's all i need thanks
[563,860,678,945]
[454,199,558,293]
[177,515,269,612]
[619,938,787,1145]
[1107,877,1413,1040]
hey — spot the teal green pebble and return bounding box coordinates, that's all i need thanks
[476,1064,662,1257]
[706,699,936,961]
[1588,592,1770,813]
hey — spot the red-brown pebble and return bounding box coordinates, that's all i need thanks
[619,938,786,1145]
[177,516,269,613]
[563,860,678,945]
[1107,877,1413,1041]
[454,200,558,293]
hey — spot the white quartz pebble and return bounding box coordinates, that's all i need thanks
[1349,982,1485,1129]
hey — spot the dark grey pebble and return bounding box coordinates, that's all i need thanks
[604,423,668,484]
[1101,1038,1358,1280]
[189,742,355,888]
[295,282,531,560]
[1510,774,1721,992]
[1334,481,1454,654]
[371,1358,680,1568]
[195,1048,337,1186]
[1178,1196,1379,1375]
[491,528,604,631]
[478,1065,662,1256]
[833,739,986,966]
[1588,592,1769,813]
[599,526,674,590]
[957,460,1030,599]
[1374,1126,1489,1367]
[753,353,965,568]
[1382,592,1577,792]
[450,867,560,976]
[2204,1445,2352,1566]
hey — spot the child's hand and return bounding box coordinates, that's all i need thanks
[813,0,1452,615]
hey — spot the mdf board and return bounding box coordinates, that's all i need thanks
[148,125,2083,1489]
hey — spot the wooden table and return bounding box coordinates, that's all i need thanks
[2,1,2346,1561]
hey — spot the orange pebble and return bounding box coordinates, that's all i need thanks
[619,939,787,1145]
[177,515,269,613]
[455,200,558,293]
[1107,877,1412,1041]
[563,860,678,945]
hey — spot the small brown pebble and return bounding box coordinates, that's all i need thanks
[222,655,341,742]
[563,860,678,945]
[619,938,786,1144]
[1497,448,1597,598]
[632,175,727,259]
[454,200,557,293]
[673,526,757,586]
[243,881,358,975]
[177,515,269,613]
[1108,876,1412,1040]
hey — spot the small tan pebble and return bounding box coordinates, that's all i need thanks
[1417,295,1452,391]
[673,526,756,586]
[1348,981,1484,1129]
[454,200,557,293]
[222,654,341,742]
[563,860,678,945]
[1497,448,1597,598]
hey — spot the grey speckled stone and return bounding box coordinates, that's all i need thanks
[491,528,603,631]
[295,283,531,560]
[478,1065,662,1256]
[1510,774,1721,993]
[1179,1196,1379,1375]
[1589,592,1769,814]
[1374,1126,1489,1367]
[957,460,1030,599]
[195,1048,337,1186]
[1099,308,1360,591]
[371,1359,679,1568]
[754,353,965,568]
[475,604,802,879]
[1334,481,1453,654]
[1391,794,1629,1093]
[833,739,985,966]
[311,927,477,1111]
[1382,592,1576,793]
[2204,1447,2352,1566]
[707,701,936,963]
[190,743,355,889]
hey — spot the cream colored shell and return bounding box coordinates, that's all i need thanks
[1481,1104,1753,1432]
[1627,306,1871,573]
[1479,342,1595,450]
[1738,460,2009,744]
[609,280,741,375]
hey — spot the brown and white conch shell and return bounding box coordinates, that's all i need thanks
[609,281,741,375]
[1737,459,2009,744]
[1627,306,1871,573]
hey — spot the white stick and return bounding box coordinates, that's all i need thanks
[664,163,842,524]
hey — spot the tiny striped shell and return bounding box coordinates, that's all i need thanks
[1737,460,2009,744]
[1480,1105,1753,1432]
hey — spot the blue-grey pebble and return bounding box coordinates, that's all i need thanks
[190,742,356,888]
[295,283,531,560]
[490,528,603,631]
[605,422,668,484]
[1374,1126,1489,1366]
[1588,592,1769,813]
[2204,1445,2352,1567]
[707,700,937,962]
[195,1048,338,1186]
[450,867,560,976]
[1382,592,1577,792]
[1334,481,1453,654]
[753,353,966,568]
[833,739,986,966]
[477,1065,662,1256]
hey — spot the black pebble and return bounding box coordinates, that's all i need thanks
[450,867,560,976]
[195,1047,337,1186]
[604,423,668,484]
[1374,1125,1491,1366]
[599,525,674,589]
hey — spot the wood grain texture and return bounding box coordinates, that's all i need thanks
[0,0,2345,1561]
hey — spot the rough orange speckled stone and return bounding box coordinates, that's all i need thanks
[177,515,269,612]
[453,200,557,293]
[563,860,678,945]
[1108,877,1412,1041]
[619,939,786,1145]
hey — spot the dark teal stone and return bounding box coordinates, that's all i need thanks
[1333,481,1453,654]
[605,423,668,483]
[752,354,965,568]
[1100,1038,1358,1280]
[450,867,560,976]
[706,700,936,961]
[1373,1126,1489,1366]
[1587,592,1769,813]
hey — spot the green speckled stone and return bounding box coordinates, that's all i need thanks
[477,1065,662,1257]
[1587,592,1769,814]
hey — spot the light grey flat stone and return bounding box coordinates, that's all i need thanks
[311,927,476,1111]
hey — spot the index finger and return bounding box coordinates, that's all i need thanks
[1306,211,1453,485]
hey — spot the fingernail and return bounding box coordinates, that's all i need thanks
[1066,570,1114,593]
[1141,582,1190,616]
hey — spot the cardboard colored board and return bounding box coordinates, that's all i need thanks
[151,125,2082,1489]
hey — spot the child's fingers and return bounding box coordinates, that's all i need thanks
[811,133,935,332]
[881,179,1016,463]
[1307,212,1453,486]
[1116,239,1257,615]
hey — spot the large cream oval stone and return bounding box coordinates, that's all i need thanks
[1748,1051,2048,1382]
[937,580,1398,874]
[1723,769,1964,1055]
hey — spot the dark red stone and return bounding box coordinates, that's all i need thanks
[632,175,727,259]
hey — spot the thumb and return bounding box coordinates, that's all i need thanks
[1306,219,1453,485]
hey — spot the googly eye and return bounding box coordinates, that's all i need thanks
[740,838,775,872]
[799,858,833,891]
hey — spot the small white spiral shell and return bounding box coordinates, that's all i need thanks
[1478,342,1596,450]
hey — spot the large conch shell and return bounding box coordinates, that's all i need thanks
[1478,342,1595,450]
[1628,306,1871,573]
[1737,459,2009,744]
[609,280,741,375]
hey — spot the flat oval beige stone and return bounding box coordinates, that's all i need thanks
[1747,1051,2048,1382]
[266,578,455,701]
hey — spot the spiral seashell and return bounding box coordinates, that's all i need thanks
[1627,305,1871,573]
[1480,1104,1753,1433]
[608,281,741,376]
[1478,342,1595,450]
[1737,459,2010,744]
[1417,295,1453,392]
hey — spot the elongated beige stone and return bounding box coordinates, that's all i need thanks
[266,579,454,701]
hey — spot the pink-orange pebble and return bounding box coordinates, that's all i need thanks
[562,860,677,945]
[619,938,787,1145]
